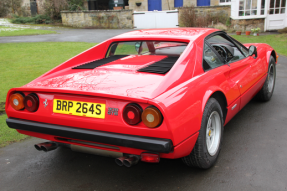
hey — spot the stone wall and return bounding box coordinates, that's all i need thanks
[232,19,265,32]
[61,10,133,29]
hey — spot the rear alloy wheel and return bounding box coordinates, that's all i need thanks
[182,98,224,169]
[255,56,276,101]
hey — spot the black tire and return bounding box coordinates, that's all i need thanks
[182,98,224,169]
[255,57,276,102]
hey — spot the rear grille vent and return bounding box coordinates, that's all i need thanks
[72,55,129,69]
[137,56,179,74]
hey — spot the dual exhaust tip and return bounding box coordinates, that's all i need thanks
[115,156,139,168]
[34,142,58,152]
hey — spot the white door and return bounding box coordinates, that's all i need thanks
[133,10,179,29]
[266,0,287,30]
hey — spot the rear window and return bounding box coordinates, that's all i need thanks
[106,41,188,57]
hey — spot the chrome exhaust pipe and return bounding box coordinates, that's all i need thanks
[34,142,58,152]
[115,156,127,166]
[123,156,140,168]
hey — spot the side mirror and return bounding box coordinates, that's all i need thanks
[248,45,257,58]
[135,42,141,53]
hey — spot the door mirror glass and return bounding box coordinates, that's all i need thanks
[248,45,257,58]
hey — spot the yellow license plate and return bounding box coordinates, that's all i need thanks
[53,99,105,119]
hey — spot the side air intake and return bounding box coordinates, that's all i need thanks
[73,55,129,69]
[137,56,179,74]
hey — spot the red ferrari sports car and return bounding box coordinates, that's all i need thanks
[5,28,277,169]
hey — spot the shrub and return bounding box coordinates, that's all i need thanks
[179,6,196,27]
[43,0,68,20]
[278,27,287,34]
[226,18,231,27]
[179,6,229,28]
[11,15,52,24]
[68,0,85,11]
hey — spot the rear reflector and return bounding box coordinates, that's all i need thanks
[141,152,160,163]
[24,93,39,112]
[9,93,25,111]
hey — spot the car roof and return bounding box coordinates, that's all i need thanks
[113,28,219,42]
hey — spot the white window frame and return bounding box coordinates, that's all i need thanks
[231,0,268,19]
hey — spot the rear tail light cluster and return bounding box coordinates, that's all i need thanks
[142,107,163,128]
[123,103,142,125]
[123,103,163,128]
[9,92,39,112]
[9,93,25,111]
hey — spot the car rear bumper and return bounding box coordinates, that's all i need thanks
[6,118,173,153]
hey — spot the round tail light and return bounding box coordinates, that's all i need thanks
[123,103,142,125]
[9,93,25,111]
[24,93,39,112]
[142,106,163,128]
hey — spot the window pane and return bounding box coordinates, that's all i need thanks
[282,0,286,8]
[261,9,265,14]
[220,0,225,2]
[203,44,223,69]
[252,0,257,9]
[271,0,276,7]
[261,0,265,8]
[245,10,251,15]
[245,0,252,9]
[239,11,245,16]
[207,35,246,63]
[270,9,274,14]
[275,8,280,13]
[251,10,257,15]
[281,8,286,13]
[109,41,188,56]
[239,0,244,10]
[275,0,280,8]
[233,41,249,57]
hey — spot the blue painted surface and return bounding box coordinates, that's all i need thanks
[174,0,183,7]
[197,0,210,6]
[148,0,162,11]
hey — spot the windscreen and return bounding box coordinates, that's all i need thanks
[106,41,188,57]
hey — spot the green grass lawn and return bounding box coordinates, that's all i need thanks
[0,114,28,147]
[232,34,287,56]
[0,26,56,37]
[0,42,95,147]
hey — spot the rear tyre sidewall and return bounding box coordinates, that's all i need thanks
[256,57,276,101]
[199,98,224,169]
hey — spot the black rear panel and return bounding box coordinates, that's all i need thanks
[73,55,129,69]
[137,56,179,74]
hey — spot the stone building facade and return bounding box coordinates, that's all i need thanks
[129,0,221,11]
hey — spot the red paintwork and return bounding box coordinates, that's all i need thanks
[5,28,277,159]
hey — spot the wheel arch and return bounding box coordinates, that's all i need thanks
[270,50,277,63]
[202,90,228,123]
[266,48,277,64]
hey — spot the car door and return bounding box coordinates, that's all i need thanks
[206,33,260,110]
[203,39,241,123]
